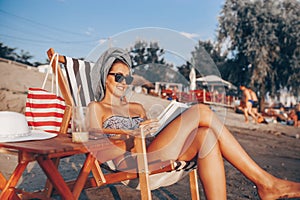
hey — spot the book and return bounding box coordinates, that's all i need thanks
[151,100,190,136]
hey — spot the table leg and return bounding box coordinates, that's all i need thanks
[0,172,7,189]
[43,157,60,197]
[0,161,28,199]
[72,153,95,199]
[37,156,75,200]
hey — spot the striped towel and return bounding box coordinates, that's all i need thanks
[64,57,95,106]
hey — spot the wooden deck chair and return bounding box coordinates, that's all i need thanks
[47,48,201,200]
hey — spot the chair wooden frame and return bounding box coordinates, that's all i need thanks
[46,48,200,200]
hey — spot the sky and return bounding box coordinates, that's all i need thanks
[0,0,225,63]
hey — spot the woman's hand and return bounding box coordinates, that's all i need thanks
[138,119,160,137]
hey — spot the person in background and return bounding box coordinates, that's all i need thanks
[248,88,259,113]
[240,85,257,123]
[296,103,300,127]
[276,105,288,124]
[287,109,298,127]
[248,87,267,123]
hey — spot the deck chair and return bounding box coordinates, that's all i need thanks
[47,47,201,200]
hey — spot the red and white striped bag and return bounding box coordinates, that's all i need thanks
[25,53,66,133]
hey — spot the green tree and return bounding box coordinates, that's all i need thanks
[274,0,300,96]
[0,42,39,66]
[217,0,300,109]
[130,41,186,84]
[191,41,221,77]
[0,42,17,61]
[16,50,34,66]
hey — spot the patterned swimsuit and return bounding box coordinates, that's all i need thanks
[103,116,144,130]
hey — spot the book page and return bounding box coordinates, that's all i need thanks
[152,101,189,136]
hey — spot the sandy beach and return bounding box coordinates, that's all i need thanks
[0,61,300,199]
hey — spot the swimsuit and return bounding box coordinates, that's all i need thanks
[103,116,144,130]
[252,101,259,108]
[248,99,254,104]
[102,116,144,138]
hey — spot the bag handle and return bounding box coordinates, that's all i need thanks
[42,53,59,95]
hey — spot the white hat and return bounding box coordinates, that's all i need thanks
[0,111,57,143]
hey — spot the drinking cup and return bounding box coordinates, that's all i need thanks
[72,106,89,143]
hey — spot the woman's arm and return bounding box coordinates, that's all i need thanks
[130,102,148,120]
[88,101,103,129]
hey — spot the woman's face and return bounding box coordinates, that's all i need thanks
[106,61,131,98]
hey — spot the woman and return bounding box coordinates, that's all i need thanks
[89,47,300,199]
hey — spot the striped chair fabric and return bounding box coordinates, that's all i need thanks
[64,57,95,106]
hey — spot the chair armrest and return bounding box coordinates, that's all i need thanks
[89,128,153,138]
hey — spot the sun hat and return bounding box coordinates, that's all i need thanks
[0,111,57,143]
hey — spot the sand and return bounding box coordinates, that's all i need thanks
[0,60,300,199]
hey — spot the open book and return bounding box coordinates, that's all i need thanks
[151,100,190,136]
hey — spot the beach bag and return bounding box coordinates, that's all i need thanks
[25,53,67,133]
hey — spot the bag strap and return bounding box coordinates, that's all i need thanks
[42,53,59,95]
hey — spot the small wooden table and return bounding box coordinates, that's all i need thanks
[0,134,119,199]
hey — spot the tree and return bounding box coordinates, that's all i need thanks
[0,42,39,66]
[217,0,300,109]
[274,0,300,96]
[16,50,34,66]
[192,40,228,77]
[0,43,17,61]
[130,41,186,84]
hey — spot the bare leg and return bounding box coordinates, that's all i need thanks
[177,127,226,200]
[195,104,300,199]
[246,102,257,122]
[147,104,300,199]
[243,107,249,123]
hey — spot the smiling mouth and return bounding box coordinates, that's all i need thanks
[116,85,126,91]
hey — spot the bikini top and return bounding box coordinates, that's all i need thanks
[103,116,144,130]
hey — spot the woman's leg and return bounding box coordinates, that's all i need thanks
[177,127,226,200]
[193,104,300,199]
[148,103,300,199]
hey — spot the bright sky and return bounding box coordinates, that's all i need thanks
[0,0,225,63]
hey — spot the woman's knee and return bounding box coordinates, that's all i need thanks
[196,127,219,158]
[195,127,213,143]
[191,104,215,126]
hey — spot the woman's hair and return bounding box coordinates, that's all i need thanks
[91,47,132,101]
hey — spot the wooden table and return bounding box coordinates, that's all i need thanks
[0,134,121,200]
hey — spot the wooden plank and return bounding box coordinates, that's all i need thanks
[72,153,95,199]
[37,156,75,200]
[0,161,28,200]
[189,169,200,200]
[0,172,7,190]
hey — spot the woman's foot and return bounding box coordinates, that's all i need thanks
[257,177,300,200]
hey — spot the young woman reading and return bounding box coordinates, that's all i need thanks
[88,47,300,199]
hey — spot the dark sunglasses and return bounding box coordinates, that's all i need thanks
[108,73,133,85]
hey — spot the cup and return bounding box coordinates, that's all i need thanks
[72,106,89,143]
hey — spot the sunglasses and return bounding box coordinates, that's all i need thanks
[108,73,133,85]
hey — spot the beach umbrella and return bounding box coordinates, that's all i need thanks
[189,67,196,90]
[196,75,237,90]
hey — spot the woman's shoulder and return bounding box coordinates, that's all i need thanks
[88,101,100,107]
[129,102,145,110]
[88,101,106,111]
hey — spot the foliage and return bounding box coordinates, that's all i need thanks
[0,42,42,66]
[217,0,300,101]
[192,40,227,77]
[0,43,17,61]
[129,40,188,85]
